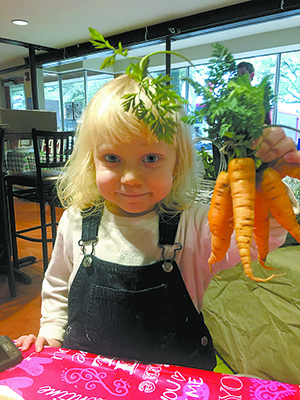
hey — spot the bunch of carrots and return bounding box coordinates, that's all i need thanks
[185,43,300,282]
[208,156,300,282]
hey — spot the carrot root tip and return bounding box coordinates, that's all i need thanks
[245,270,285,282]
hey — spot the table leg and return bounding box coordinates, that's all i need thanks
[0,176,17,298]
[0,175,33,294]
[15,256,37,284]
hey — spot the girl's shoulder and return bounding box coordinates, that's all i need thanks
[178,202,209,232]
[181,202,209,221]
[59,207,83,232]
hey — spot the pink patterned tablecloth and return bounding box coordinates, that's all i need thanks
[0,346,299,400]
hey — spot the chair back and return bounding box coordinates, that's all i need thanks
[31,128,76,172]
[0,128,4,173]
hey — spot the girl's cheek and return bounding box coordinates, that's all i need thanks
[96,170,117,189]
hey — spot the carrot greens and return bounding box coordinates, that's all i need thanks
[183,43,273,161]
[89,27,190,144]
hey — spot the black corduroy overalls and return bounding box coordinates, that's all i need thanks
[63,210,216,370]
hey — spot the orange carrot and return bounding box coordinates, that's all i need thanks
[269,157,300,179]
[228,158,255,279]
[253,189,272,269]
[228,158,274,282]
[259,167,300,243]
[208,171,234,270]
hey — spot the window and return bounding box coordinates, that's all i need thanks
[44,73,61,129]
[61,71,85,131]
[44,69,113,130]
[41,47,300,146]
[187,64,210,138]
[9,84,26,110]
[277,51,300,144]
[86,71,113,103]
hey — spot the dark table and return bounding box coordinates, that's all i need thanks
[0,128,35,298]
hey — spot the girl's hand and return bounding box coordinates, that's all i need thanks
[253,126,299,164]
[16,334,62,353]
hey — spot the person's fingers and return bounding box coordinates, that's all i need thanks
[258,136,296,162]
[18,334,37,351]
[284,150,300,164]
[261,126,286,144]
[253,126,295,162]
[15,336,27,347]
[251,134,264,150]
[35,337,47,352]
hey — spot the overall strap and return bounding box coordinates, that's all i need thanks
[81,208,102,242]
[158,212,182,246]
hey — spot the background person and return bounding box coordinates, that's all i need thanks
[237,61,272,125]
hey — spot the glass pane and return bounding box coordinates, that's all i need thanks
[87,71,113,103]
[170,68,188,97]
[62,71,85,131]
[277,51,300,145]
[10,84,26,110]
[187,64,210,138]
[44,73,61,130]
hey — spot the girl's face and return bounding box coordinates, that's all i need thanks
[94,137,177,216]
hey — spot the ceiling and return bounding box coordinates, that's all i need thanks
[1,0,300,75]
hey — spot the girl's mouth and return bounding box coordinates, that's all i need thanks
[117,192,149,198]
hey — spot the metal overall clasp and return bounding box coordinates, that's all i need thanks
[78,238,99,268]
[159,242,182,273]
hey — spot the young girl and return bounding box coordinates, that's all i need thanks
[17,74,299,371]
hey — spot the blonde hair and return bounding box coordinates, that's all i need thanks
[57,74,197,214]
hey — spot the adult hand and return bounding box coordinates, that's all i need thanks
[283,149,300,164]
[252,126,299,164]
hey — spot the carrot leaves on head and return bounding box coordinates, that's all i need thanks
[89,27,190,144]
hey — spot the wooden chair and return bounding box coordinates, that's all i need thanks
[5,128,75,273]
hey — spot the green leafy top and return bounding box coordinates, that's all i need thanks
[182,43,274,161]
[89,27,191,144]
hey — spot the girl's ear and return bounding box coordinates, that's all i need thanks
[173,160,178,176]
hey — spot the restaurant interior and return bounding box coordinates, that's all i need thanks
[1,0,300,397]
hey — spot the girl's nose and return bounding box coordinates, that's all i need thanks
[120,168,143,185]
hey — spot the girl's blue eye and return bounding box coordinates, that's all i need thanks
[104,154,120,163]
[143,154,160,163]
